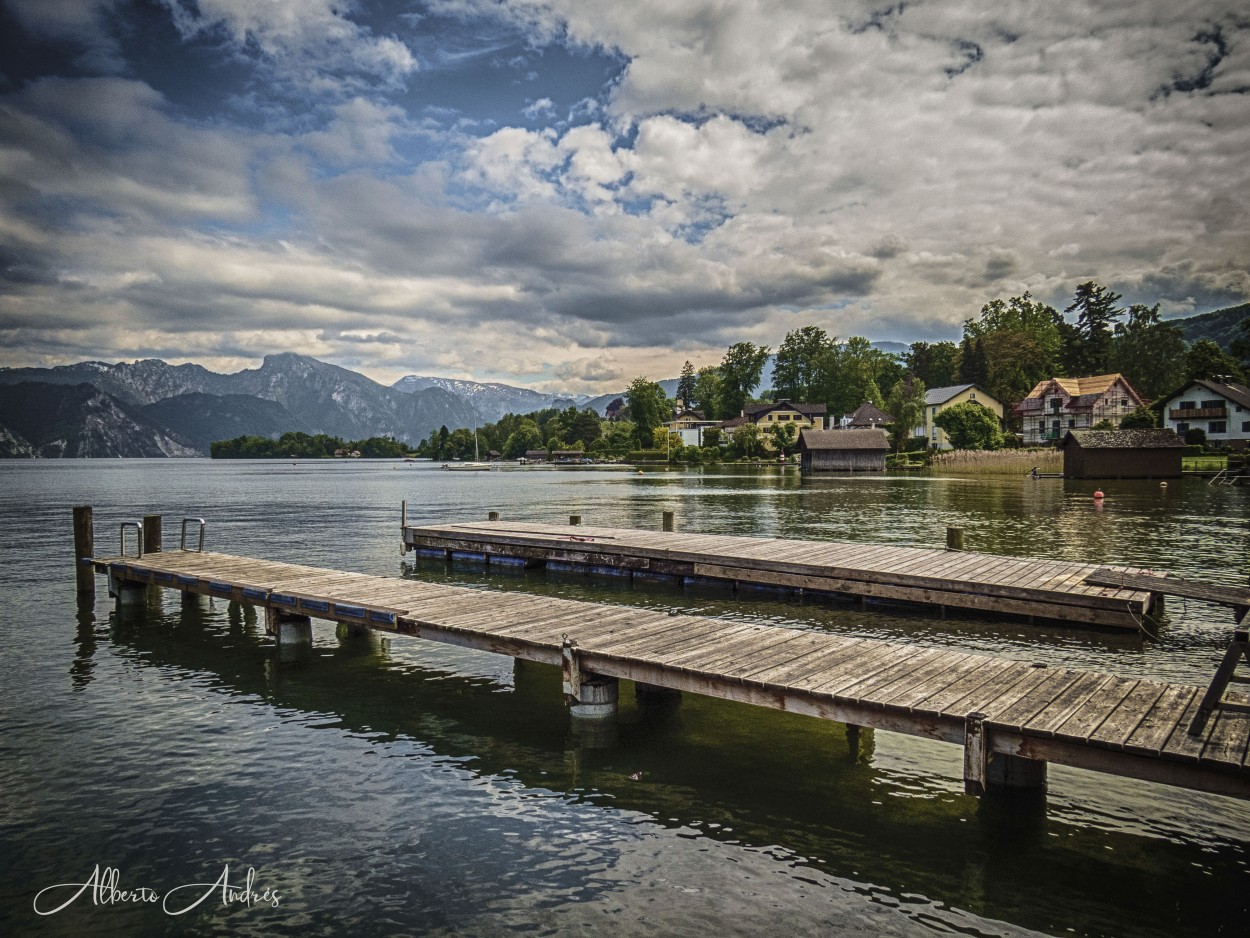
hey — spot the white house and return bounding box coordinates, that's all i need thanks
[1160,379,1250,450]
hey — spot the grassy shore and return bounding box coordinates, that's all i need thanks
[929,448,1061,475]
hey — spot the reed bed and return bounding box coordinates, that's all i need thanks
[929,448,1061,475]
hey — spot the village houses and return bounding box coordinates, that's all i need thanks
[1159,379,1250,450]
[1013,374,1144,446]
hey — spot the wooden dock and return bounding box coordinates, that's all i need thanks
[402,520,1162,630]
[92,548,1250,802]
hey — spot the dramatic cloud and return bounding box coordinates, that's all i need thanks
[1,0,1247,391]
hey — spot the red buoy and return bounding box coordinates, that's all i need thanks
[1093,490,1105,500]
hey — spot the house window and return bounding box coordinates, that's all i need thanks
[969,391,976,400]
[1068,419,1076,428]
[1179,400,1195,409]
[1201,399,1223,409]
[1209,421,1226,434]
[1176,422,1189,434]
[1121,398,1128,407]
[1243,420,1250,432]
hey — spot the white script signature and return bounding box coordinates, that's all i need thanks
[34,863,280,916]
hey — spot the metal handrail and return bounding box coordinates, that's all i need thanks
[120,521,144,558]
[180,517,206,552]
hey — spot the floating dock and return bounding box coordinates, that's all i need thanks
[91,547,1250,801]
[403,520,1162,630]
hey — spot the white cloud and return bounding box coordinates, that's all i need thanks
[158,0,417,89]
[1,1,1248,394]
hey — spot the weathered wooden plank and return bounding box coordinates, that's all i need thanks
[986,669,1085,732]
[1087,681,1168,750]
[1123,686,1199,757]
[1051,677,1141,743]
[899,656,1019,715]
[1198,708,1250,769]
[1023,673,1121,738]
[1085,568,1250,610]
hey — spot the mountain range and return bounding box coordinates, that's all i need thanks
[0,311,1240,458]
[0,354,474,458]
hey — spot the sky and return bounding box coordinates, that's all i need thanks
[0,0,1247,393]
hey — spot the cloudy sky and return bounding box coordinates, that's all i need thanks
[0,1,1247,392]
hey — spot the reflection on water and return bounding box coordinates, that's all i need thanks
[0,460,1247,936]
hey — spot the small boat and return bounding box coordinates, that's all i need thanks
[442,421,494,471]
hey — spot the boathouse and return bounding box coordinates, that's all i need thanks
[1060,428,1184,479]
[798,428,889,472]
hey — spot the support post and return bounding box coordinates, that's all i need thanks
[73,506,94,599]
[561,636,618,721]
[662,510,675,532]
[1189,628,1250,734]
[986,753,1048,790]
[142,514,162,554]
[114,577,147,610]
[946,526,964,551]
[488,511,500,521]
[963,711,987,796]
[569,514,581,526]
[268,608,313,660]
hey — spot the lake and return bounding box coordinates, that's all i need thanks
[1,459,1247,936]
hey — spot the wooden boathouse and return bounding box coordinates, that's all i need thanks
[403,519,1159,630]
[1060,428,1185,479]
[84,532,1250,803]
[798,428,889,472]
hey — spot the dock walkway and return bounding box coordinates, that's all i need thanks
[403,521,1160,630]
[93,548,1250,801]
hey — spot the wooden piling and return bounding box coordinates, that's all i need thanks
[488,511,500,521]
[946,526,964,551]
[570,514,582,526]
[662,510,675,532]
[73,505,94,598]
[143,514,162,554]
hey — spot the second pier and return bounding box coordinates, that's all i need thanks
[403,518,1163,630]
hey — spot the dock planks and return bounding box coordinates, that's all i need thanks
[404,521,1155,629]
[93,548,1249,802]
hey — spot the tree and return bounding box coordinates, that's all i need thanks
[625,377,668,446]
[773,326,835,403]
[885,376,925,452]
[718,342,771,417]
[933,401,1003,450]
[728,422,765,458]
[827,336,892,417]
[1231,317,1250,373]
[1185,339,1245,383]
[1119,407,1157,429]
[961,292,1062,407]
[905,341,959,388]
[502,419,544,458]
[766,421,799,456]
[1110,304,1186,400]
[956,336,988,387]
[1064,281,1122,375]
[677,360,697,406]
[692,366,725,420]
[701,426,722,448]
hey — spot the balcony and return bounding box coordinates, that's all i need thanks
[1169,406,1225,420]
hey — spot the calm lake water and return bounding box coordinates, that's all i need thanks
[1,459,1247,936]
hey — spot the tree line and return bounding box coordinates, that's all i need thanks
[211,432,413,458]
[631,283,1248,452]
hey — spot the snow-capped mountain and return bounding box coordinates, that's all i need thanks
[392,375,586,423]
